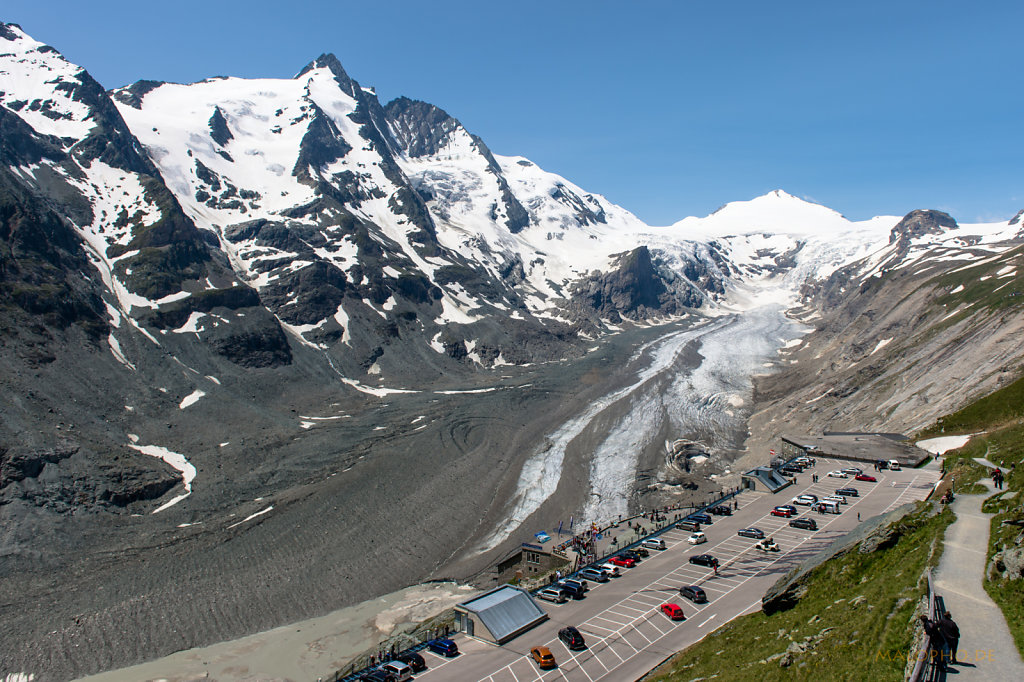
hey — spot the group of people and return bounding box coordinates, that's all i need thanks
[920,611,961,670]
[993,468,1006,490]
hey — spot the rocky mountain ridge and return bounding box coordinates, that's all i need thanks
[2,21,1024,681]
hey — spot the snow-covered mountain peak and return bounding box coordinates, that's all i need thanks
[0,22,97,140]
[673,189,852,238]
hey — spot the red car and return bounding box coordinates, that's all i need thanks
[609,555,636,568]
[855,474,877,482]
[660,603,685,620]
[771,506,794,517]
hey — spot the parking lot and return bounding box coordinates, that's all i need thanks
[412,457,940,681]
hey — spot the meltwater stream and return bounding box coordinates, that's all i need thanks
[481,304,803,551]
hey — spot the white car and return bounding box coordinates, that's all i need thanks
[599,562,621,577]
[823,495,847,505]
[792,494,818,506]
[687,532,707,545]
[827,470,848,478]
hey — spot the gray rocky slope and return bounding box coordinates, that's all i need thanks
[2,21,1024,680]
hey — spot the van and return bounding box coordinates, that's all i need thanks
[380,661,413,681]
[678,520,701,532]
[817,500,840,514]
[642,538,667,551]
[888,460,901,471]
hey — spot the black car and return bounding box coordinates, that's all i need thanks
[679,585,708,603]
[737,527,765,539]
[689,554,717,567]
[836,487,860,497]
[360,671,396,682]
[688,513,713,524]
[558,582,586,599]
[558,626,587,650]
[620,550,644,562]
[396,652,426,672]
[709,505,732,516]
[781,465,802,474]
[789,518,818,530]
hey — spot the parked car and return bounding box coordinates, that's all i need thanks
[560,578,588,593]
[379,661,413,681]
[557,582,585,599]
[738,527,765,539]
[888,460,901,471]
[689,554,717,567]
[688,513,713,524]
[426,638,459,657]
[827,470,849,478]
[842,467,863,476]
[360,670,397,682]
[823,495,847,505]
[781,465,802,474]
[709,505,732,516]
[537,587,568,603]
[678,520,701,532]
[755,538,780,552]
[395,652,426,673]
[687,532,707,545]
[633,545,650,557]
[531,646,557,669]
[660,603,685,620]
[609,555,636,568]
[558,626,586,650]
[679,585,708,603]
[836,487,860,497]
[771,506,794,518]
[641,538,666,551]
[795,456,815,466]
[598,562,621,577]
[855,474,877,482]
[792,494,818,506]
[789,517,818,530]
[816,500,841,514]
[578,567,610,582]
[620,549,645,562]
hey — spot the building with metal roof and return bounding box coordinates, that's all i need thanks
[453,585,548,645]
[741,466,794,493]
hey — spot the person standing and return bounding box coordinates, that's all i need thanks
[920,615,947,671]
[938,611,960,664]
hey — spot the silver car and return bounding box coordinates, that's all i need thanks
[537,588,568,603]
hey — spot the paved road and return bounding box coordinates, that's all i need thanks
[933,468,1023,677]
[411,458,940,682]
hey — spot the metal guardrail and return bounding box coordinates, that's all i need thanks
[907,569,946,682]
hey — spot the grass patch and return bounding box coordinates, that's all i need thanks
[646,503,953,682]
[917,372,1024,438]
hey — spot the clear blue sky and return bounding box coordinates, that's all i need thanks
[5,1,1022,224]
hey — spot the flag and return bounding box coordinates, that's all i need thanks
[557,520,563,535]
[569,515,574,530]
